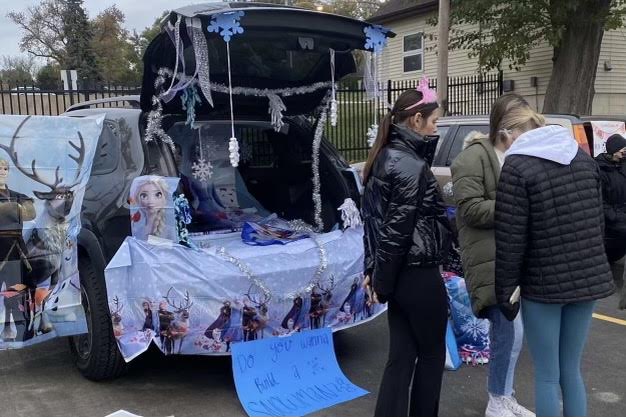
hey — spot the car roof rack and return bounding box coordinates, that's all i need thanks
[65,95,141,112]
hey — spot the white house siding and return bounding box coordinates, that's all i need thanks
[379,14,626,115]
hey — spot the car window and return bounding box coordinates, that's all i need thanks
[434,125,450,160]
[446,124,490,165]
[91,120,121,175]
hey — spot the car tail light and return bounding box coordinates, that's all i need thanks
[573,124,591,155]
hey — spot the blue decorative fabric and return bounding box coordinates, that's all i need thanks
[104,227,386,361]
[174,193,196,249]
[181,85,201,127]
[241,220,309,246]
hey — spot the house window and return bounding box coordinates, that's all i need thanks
[403,33,423,73]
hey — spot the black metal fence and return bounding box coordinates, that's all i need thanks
[326,72,503,162]
[0,73,502,162]
[0,82,141,116]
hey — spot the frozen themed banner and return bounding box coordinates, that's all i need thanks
[0,114,102,348]
[104,226,384,361]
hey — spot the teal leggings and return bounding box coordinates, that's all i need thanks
[522,298,595,417]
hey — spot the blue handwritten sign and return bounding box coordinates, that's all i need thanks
[231,328,368,416]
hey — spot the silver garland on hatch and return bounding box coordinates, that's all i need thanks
[216,219,328,302]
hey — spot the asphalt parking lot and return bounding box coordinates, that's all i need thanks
[1,278,625,417]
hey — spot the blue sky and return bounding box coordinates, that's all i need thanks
[0,0,207,60]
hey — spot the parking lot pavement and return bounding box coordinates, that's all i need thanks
[1,290,625,417]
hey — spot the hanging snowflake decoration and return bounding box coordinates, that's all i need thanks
[192,158,213,184]
[367,123,378,147]
[364,25,390,53]
[207,11,245,42]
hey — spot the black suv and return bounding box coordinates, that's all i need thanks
[62,2,384,380]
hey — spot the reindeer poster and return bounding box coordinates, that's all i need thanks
[0,114,102,348]
[105,226,386,361]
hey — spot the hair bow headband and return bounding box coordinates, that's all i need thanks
[403,76,438,111]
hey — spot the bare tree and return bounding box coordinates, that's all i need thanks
[6,0,67,64]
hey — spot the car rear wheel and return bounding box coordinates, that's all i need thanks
[69,257,127,380]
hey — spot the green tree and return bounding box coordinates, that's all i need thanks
[91,6,140,85]
[36,63,62,89]
[6,0,67,64]
[447,0,626,114]
[0,56,37,85]
[62,0,99,85]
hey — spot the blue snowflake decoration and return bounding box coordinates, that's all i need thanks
[364,25,390,53]
[207,11,245,42]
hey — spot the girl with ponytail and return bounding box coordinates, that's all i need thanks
[361,78,451,416]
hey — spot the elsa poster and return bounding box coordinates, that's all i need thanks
[0,114,102,349]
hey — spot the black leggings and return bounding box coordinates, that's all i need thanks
[374,266,448,417]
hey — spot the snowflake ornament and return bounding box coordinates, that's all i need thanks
[367,124,378,147]
[207,11,245,42]
[364,25,390,53]
[191,158,213,184]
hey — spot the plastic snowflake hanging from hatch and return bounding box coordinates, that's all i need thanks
[192,130,213,184]
[192,158,213,184]
[207,11,245,42]
[364,25,390,54]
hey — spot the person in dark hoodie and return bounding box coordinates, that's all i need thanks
[494,104,615,417]
[451,94,535,417]
[596,134,626,261]
[361,80,451,417]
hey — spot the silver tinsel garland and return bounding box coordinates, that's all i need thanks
[157,67,332,100]
[312,99,329,232]
[146,68,336,147]
[144,70,174,146]
[189,17,213,107]
[216,220,328,302]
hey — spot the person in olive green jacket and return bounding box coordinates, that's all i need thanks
[451,94,536,417]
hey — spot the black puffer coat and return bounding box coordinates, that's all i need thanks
[495,125,614,306]
[596,154,626,238]
[362,124,451,300]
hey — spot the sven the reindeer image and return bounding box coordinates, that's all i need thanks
[0,116,86,341]
[309,275,336,329]
[242,284,271,341]
[162,288,193,355]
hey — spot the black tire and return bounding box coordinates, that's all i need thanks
[68,257,127,380]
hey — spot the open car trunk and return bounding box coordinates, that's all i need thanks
[167,119,350,233]
[141,2,394,117]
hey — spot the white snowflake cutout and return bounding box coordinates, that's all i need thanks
[207,11,245,42]
[192,158,213,184]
